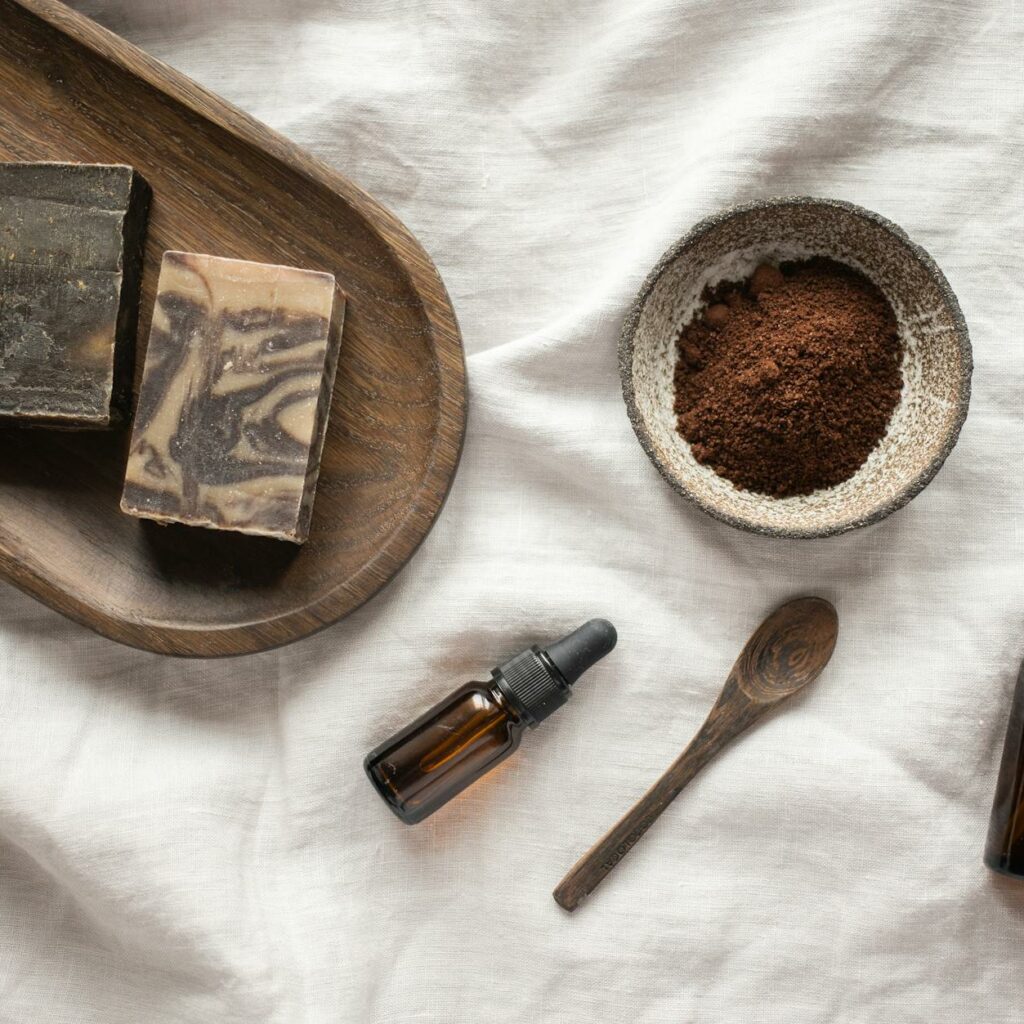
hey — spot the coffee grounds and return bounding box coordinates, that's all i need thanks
[673,258,903,498]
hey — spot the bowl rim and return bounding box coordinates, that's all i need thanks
[619,195,974,539]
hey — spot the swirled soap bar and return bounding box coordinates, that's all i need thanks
[0,162,149,427]
[121,251,345,543]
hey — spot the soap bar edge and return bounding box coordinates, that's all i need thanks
[109,168,151,427]
[293,284,347,544]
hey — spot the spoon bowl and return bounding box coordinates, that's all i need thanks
[735,596,838,702]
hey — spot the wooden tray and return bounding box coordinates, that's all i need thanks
[0,0,467,656]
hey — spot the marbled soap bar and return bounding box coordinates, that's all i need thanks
[0,162,150,427]
[121,252,346,543]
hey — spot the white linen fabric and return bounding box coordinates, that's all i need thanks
[2,1,1023,1021]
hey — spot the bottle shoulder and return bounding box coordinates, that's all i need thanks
[449,678,528,726]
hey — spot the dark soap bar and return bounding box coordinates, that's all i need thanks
[0,162,150,427]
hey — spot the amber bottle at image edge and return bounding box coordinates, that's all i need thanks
[364,620,617,824]
[985,659,1024,878]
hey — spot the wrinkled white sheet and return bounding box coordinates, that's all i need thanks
[3,1,1024,1021]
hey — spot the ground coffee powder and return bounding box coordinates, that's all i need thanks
[673,258,903,497]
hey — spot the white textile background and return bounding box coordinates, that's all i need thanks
[2,1,1023,1021]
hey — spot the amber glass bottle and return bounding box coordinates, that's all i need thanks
[985,661,1024,878]
[364,619,617,824]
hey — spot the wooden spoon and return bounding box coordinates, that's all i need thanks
[553,596,838,912]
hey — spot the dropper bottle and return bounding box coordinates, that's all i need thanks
[364,619,617,824]
[985,659,1024,877]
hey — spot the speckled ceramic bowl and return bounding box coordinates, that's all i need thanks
[620,197,972,538]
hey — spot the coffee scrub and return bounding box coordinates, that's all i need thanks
[673,258,903,498]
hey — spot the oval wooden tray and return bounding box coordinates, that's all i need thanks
[0,0,467,656]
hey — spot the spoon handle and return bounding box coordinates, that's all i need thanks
[553,689,761,912]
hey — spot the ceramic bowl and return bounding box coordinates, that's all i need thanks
[620,197,972,538]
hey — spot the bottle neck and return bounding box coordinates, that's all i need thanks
[487,680,529,727]
[492,647,572,729]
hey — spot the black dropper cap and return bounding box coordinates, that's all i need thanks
[493,619,617,727]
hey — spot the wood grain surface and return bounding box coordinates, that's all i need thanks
[0,0,467,656]
[553,598,838,912]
